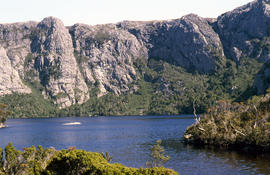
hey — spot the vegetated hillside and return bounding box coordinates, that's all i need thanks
[184,90,270,152]
[0,57,262,118]
[0,0,270,118]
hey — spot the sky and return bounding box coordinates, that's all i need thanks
[0,0,253,26]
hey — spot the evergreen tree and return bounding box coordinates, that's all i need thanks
[0,103,10,125]
[146,140,170,167]
[5,143,22,174]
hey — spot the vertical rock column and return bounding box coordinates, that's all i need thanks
[31,17,89,108]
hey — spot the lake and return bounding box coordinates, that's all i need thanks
[0,116,270,175]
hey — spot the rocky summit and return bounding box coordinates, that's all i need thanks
[118,13,225,73]
[216,0,270,62]
[0,0,270,115]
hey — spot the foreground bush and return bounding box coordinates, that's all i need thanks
[184,93,270,152]
[0,143,178,175]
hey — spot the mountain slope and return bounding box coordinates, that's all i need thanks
[216,0,270,61]
[118,14,225,73]
[0,0,269,117]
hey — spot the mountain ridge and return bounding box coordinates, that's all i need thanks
[0,0,269,117]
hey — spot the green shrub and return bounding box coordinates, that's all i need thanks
[146,140,170,168]
[4,143,22,174]
[185,93,270,152]
[0,144,178,175]
[45,149,177,175]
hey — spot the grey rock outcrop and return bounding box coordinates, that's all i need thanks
[30,17,89,108]
[216,0,270,61]
[0,22,35,96]
[216,0,270,95]
[0,21,37,77]
[118,14,225,73]
[0,47,31,95]
[69,23,147,96]
[0,18,90,108]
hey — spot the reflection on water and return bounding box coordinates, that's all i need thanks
[0,116,270,175]
[162,139,270,175]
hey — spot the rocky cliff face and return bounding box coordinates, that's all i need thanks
[0,21,37,77]
[0,17,90,108]
[29,17,89,108]
[216,0,270,61]
[0,22,35,96]
[217,0,270,94]
[1,0,270,108]
[69,23,147,96]
[0,47,31,95]
[118,14,225,73]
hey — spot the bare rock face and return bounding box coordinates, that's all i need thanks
[69,23,148,96]
[0,21,37,77]
[0,47,31,95]
[0,22,36,95]
[30,17,89,108]
[118,14,225,73]
[217,0,270,61]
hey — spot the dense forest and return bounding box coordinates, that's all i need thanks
[0,103,9,126]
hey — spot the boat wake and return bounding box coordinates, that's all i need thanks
[0,125,8,128]
[62,122,81,126]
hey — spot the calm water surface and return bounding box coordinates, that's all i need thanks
[0,116,270,175]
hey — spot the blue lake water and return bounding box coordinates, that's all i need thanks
[0,116,270,175]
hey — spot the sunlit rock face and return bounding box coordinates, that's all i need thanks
[30,17,89,108]
[0,21,35,96]
[118,14,225,73]
[69,23,148,97]
[0,47,31,95]
[216,0,270,62]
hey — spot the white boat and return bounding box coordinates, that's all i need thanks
[62,122,81,126]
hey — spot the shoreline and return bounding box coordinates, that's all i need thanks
[184,137,270,153]
[184,93,270,154]
[4,114,195,119]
